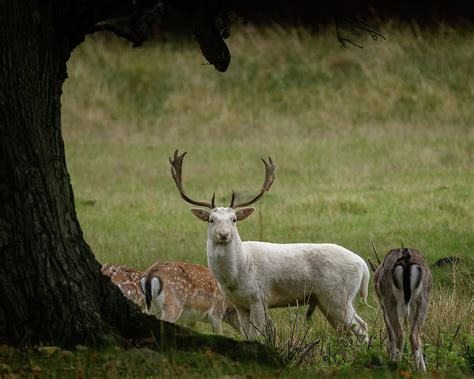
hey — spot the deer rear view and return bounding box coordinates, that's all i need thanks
[374,248,432,371]
[139,261,240,334]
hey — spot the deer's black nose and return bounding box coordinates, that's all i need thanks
[218,231,230,241]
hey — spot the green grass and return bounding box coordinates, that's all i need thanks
[0,345,281,378]
[13,22,472,376]
[63,24,473,269]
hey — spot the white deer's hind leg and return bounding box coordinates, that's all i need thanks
[353,313,368,338]
[319,297,368,342]
[345,305,368,342]
[343,286,368,341]
[316,299,344,333]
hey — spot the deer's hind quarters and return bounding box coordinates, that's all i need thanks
[139,262,240,334]
[374,248,432,372]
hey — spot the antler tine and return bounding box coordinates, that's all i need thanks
[229,190,236,208]
[371,240,381,265]
[211,192,216,208]
[230,157,276,208]
[169,149,215,209]
[399,238,404,249]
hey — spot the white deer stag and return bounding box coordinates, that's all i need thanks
[373,247,432,371]
[169,150,371,341]
[139,261,240,334]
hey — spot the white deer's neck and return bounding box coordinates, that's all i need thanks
[207,232,248,290]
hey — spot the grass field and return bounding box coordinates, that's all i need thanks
[4,23,473,377]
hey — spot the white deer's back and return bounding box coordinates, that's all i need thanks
[242,241,365,266]
[235,242,367,308]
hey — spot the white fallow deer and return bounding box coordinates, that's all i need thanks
[101,263,146,311]
[169,150,371,341]
[373,247,432,372]
[139,261,240,334]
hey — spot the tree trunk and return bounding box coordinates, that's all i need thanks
[0,0,130,346]
[0,2,280,365]
[0,0,207,347]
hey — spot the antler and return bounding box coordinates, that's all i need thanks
[169,150,215,209]
[229,157,275,208]
[371,240,381,265]
[399,238,405,249]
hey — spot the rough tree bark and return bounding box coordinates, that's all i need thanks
[0,0,279,363]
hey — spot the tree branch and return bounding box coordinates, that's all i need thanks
[94,1,164,47]
[335,16,385,48]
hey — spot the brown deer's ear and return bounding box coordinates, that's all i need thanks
[191,208,210,221]
[235,207,255,221]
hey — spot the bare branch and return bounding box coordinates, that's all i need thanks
[335,16,385,48]
[94,2,164,48]
[336,19,363,48]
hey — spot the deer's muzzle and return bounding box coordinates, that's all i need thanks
[214,230,232,244]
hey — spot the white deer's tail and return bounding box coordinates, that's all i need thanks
[360,262,374,309]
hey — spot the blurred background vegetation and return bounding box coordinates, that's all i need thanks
[58,20,473,374]
[63,23,473,268]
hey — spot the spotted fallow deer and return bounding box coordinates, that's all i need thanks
[169,150,371,341]
[139,261,240,334]
[101,263,145,310]
[374,248,432,371]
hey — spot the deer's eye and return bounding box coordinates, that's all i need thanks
[209,219,214,224]
[232,218,237,223]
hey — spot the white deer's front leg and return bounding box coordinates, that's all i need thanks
[234,305,253,339]
[249,300,267,339]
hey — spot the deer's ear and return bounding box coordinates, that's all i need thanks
[191,208,210,221]
[235,207,255,221]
